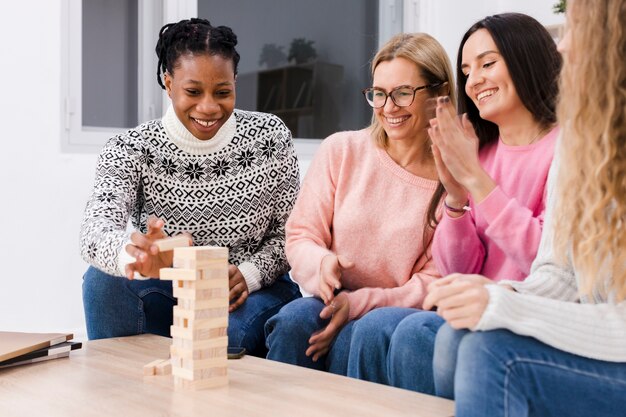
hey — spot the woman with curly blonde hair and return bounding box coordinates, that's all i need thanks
[425,0,626,415]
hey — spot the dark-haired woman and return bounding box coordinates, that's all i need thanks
[351,13,562,394]
[430,12,561,285]
[79,18,301,356]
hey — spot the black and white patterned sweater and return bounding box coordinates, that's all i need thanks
[79,106,300,291]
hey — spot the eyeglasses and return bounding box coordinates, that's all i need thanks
[362,82,444,108]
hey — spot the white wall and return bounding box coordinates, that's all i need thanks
[0,0,562,340]
[0,0,96,338]
[405,0,564,68]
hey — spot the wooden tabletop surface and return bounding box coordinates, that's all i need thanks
[0,334,454,417]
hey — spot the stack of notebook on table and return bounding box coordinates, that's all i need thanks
[0,331,82,369]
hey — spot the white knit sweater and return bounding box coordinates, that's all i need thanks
[80,107,300,292]
[476,152,626,362]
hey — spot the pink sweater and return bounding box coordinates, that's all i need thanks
[286,129,441,320]
[432,127,559,281]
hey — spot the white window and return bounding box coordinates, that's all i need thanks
[62,0,401,152]
[61,0,195,152]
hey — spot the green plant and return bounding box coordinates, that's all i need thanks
[287,38,317,64]
[553,0,566,14]
[258,43,287,68]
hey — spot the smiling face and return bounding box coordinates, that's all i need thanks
[372,57,432,143]
[461,29,525,125]
[164,53,236,140]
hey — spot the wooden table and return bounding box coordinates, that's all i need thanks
[0,334,454,417]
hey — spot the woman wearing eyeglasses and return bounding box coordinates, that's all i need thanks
[264,33,453,375]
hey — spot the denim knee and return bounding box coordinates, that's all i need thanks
[351,307,414,348]
[82,266,174,340]
[265,297,325,339]
[455,330,626,417]
[391,311,444,342]
[387,311,443,394]
[347,308,415,384]
[265,297,326,368]
[227,274,302,357]
[433,322,469,399]
[82,266,140,339]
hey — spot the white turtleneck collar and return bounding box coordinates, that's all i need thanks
[161,105,237,155]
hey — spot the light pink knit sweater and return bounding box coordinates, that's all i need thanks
[286,129,441,320]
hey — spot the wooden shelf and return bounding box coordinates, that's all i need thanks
[255,62,343,138]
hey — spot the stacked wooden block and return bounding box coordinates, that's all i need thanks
[160,246,229,390]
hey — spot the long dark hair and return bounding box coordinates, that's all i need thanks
[155,18,240,90]
[457,13,562,147]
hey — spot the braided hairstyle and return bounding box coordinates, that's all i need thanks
[155,18,240,90]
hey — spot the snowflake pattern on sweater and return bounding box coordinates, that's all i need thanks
[80,109,300,289]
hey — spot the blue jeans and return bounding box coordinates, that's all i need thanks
[264,297,355,375]
[347,307,443,394]
[82,266,301,357]
[434,324,626,417]
[433,323,468,399]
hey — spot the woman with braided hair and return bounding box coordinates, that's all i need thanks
[80,18,301,356]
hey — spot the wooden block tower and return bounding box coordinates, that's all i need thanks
[159,245,229,390]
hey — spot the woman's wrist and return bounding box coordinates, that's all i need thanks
[463,169,497,204]
[444,196,470,217]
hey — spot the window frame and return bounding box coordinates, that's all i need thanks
[61,0,395,152]
[61,0,196,152]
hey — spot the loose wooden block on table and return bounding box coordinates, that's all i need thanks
[144,358,171,376]
[156,359,172,375]
[143,358,164,376]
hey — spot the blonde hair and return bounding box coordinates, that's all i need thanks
[369,33,456,148]
[554,0,626,300]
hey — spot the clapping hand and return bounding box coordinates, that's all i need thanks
[429,96,495,205]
